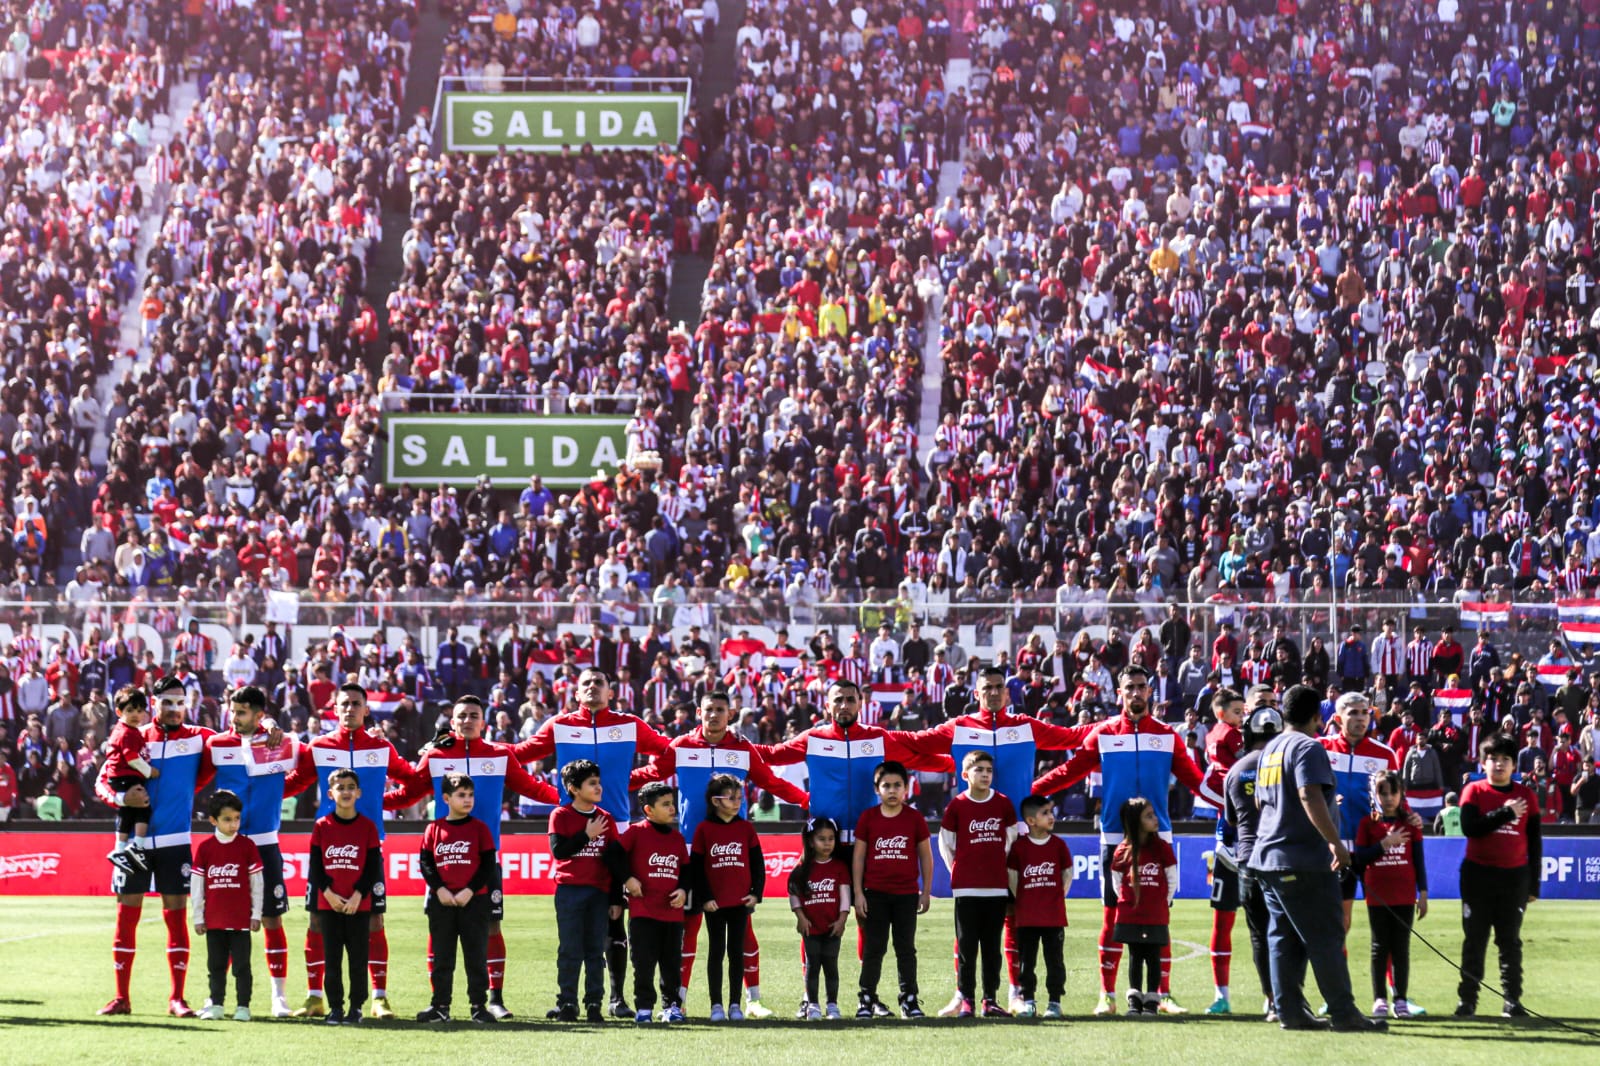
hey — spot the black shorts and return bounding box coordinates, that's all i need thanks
[1113,923,1170,947]
[110,842,191,897]
[259,843,289,918]
[488,861,504,922]
[1339,863,1359,902]
[1100,844,1117,908]
[1209,858,1241,912]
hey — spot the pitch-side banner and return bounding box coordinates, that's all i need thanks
[6,832,1599,899]
[383,415,629,488]
[443,92,685,152]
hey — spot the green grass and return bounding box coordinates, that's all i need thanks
[3,898,1599,1064]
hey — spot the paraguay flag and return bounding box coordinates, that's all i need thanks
[1458,602,1510,629]
[1080,356,1117,389]
[1407,783,1445,819]
[367,689,405,719]
[1248,182,1293,216]
[1433,688,1472,726]
[1536,664,1577,689]
[1560,621,1600,647]
[1557,598,1600,622]
[865,682,914,726]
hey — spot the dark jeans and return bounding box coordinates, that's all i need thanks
[1458,861,1528,1006]
[554,884,609,1008]
[803,933,842,1004]
[206,929,252,1007]
[321,910,371,1013]
[428,895,490,1010]
[1127,941,1161,992]
[608,913,629,1002]
[859,890,920,1000]
[1240,874,1274,1004]
[1015,926,1065,1002]
[704,905,749,1008]
[1255,866,1358,1022]
[629,916,683,1011]
[1368,903,1414,1001]
[953,896,1007,1001]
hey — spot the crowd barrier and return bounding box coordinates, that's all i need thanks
[3,831,1597,900]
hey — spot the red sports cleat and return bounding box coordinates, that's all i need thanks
[97,997,132,1016]
[167,999,199,1018]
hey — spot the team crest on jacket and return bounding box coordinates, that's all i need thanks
[608,727,623,741]
[374,882,386,898]
[365,751,382,765]
[175,740,189,753]
[861,742,876,755]
[1005,729,1019,741]
[492,890,503,904]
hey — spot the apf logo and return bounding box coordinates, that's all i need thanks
[607,727,623,741]
[1005,729,1020,742]
[0,852,61,879]
[861,742,876,755]
[365,751,382,766]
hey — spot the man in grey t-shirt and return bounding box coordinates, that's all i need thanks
[1249,685,1386,1033]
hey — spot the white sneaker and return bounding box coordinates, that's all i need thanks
[233,1006,251,1022]
[804,1003,823,1021]
[270,996,292,1019]
[937,991,966,1017]
[1373,999,1389,1019]
[1008,994,1028,1015]
[198,1004,225,1021]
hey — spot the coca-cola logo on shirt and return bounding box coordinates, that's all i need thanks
[809,876,837,897]
[1021,862,1057,879]
[709,842,744,859]
[435,840,473,856]
[968,817,1004,833]
[1139,861,1164,879]
[325,844,361,860]
[876,835,911,850]
[207,863,241,879]
[647,853,679,870]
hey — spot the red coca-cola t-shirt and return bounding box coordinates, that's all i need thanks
[421,815,496,894]
[1355,814,1424,907]
[1462,780,1538,868]
[791,856,851,932]
[1007,834,1071,929]
[310,811,380,911]
[855,804,930,895]
[193,833,263,930]
[1111,836,1177,926]
[692,815,763,909]
[620,820,690,922]
[942,791,1017,893]
[550,803,619,889]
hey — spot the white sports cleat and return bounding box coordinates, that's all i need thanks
[1008,994,1028,1016]
[198,1004,225,1021]
[1094,992,1117,1016]
[937,991,966,1018]
[743,997,772,1019]
[271,996,292,1019]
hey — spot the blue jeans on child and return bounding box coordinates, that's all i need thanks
[554,884,610,1008]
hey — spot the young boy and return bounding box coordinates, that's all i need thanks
[1456,733,1541,1018]
[620,781,690,1024]
[1007,795,1070,1019]
[191,790,263,1021]
[691,773,764,1021]
[939,750,1018,1017]
[853,760,933,1020]
[417,773,498,1025]
[548,759,628,1022]
[104,686,157,874]
[309,768,382,1025]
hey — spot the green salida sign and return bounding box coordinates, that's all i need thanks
[384,415,629,487]
[443,92,685,152]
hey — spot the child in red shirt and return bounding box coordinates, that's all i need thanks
[691,773,763,1021]
[308,769,382,1024]
[788,815,850,1020]
[1007,795,1071,1019]
[1353,770,1428,1019]
[1110,797,1177,1018]
[417,773,497,1024]
[191,790,263,1021]
[547,759,627,1022]
[852,760,933,1019]
[104,686,156,875]
[620,782,690,1023]
[938,750,1017,1017]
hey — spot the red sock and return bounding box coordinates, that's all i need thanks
[427,935,434,976]
[305,929,325,995]
[1003,914,1020,989]
[679,912,701,992]
[264,925,288,981]
[162,908,189,1001]
[368,927,388,994]
[113,903,139,1000]
[1210,911,1235,989]
[1098,908,1121,995]
[487,932,506,993]
[742,918,760,989]
[951,935,960,978]
[1159,943,1172,996]
[856,926,865,962]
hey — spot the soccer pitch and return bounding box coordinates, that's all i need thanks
[3,899,1598,1064]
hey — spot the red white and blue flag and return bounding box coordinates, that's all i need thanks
[1458,602,1510,629]
[1080,357,1117,389]
[1433,688,1472,725]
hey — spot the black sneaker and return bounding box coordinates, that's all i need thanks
[342,1008,362,1026]
[126,847,151,873]
[485,993,513,1020]
[900,995,925,1019]
[1141,995,1160,1017]
[107,850,136,875]
[324,1009,345,1026]
[610,996,632,1018]
[470,1006,498,1024]
[1329,1013,1386,1033]
[551,1004,579,1023]
[856,994,875,1020]
[871,997,893,1018]
[1279,1010,1330,1031]
[1502,1001,1529,1018]
[1453,1001,1477,1017]
[415,1006,450,1023]
[585,1003,605,1023]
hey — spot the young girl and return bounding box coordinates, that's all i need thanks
[691,773,763,1022]
[788,816,851,1021]
[1353,770,1428,1019]
[1110,797,1177,1018]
